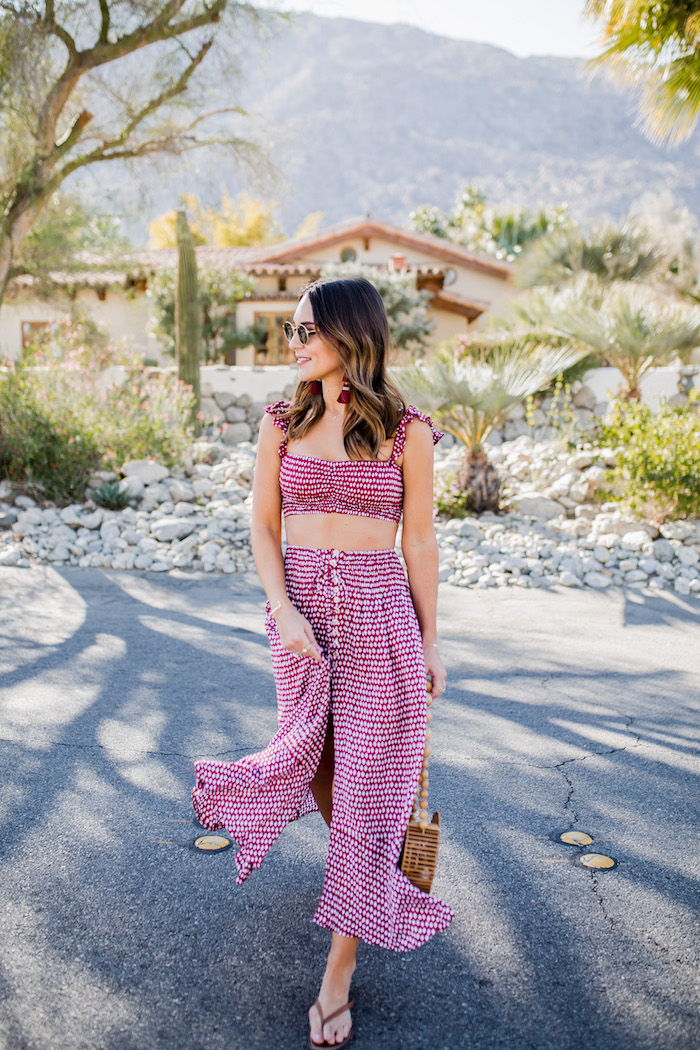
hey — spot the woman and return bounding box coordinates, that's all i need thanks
[192,277,453,1048]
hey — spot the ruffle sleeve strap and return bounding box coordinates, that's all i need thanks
[263,401,291,458]
[389,405,443,464]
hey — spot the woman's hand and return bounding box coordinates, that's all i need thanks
[424,642,446,699]
[273,604,323,663]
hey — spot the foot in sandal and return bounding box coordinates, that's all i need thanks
[308,997,354,1049]
[308,963,355,1048]
[309,932,358,1047]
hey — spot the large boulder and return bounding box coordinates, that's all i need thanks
[121,459,170,485]
[660,520,697,541]
[150,517,197,542]
[225,406,248,423]
[511,492,563,520]
[620,531,652,552]
[222,422,253,446]
[572,384,596,411]
[213,391,236,410]
[59,505,86,527]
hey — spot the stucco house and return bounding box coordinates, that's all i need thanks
[0,217,513,364]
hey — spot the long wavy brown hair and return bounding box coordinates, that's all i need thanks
[284,277,405,460]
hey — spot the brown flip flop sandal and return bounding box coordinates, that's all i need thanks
[308,998,354,1049]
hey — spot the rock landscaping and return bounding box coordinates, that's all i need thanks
[0,432,698,596]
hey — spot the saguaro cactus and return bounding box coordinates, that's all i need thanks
[175,209,201,427]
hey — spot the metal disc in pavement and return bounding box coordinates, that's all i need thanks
[560,830,594,847]
[194,834,231,853]
[577,852,617,870]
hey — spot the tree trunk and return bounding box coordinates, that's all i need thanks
[0,200,43,307]
[175,209,201,430]
[458,448,501,514]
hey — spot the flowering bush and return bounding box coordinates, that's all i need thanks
[0,316,194,501]
[434,470,472,519]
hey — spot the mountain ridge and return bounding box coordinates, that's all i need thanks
[98,13,700,243]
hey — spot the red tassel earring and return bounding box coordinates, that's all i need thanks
[310,380,321,394]
[337,375,350,404]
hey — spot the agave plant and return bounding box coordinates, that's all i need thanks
[399,336,589,513]
[549,278,700,401]
[90,480,130,511]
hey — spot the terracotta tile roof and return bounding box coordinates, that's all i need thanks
[133,246,262,270]
[11,270,133,289]
[7,222,511,291]
[249,216,514,280]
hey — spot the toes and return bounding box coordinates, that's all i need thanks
[308,1006,323,1043]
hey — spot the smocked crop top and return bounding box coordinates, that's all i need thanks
[264,401,443,523]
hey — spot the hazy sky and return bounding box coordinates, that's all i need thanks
[254,0,601,58]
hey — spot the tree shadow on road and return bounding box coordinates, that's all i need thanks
[0,568,698,1050]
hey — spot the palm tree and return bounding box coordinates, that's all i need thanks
[517,219,663,290]
[399,337,589,513]
[549,278,700,401]
[584,0,700,145]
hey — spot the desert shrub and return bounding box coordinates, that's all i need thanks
[598,395,700,524]
[0,317,194,502]
[0,365,102,500]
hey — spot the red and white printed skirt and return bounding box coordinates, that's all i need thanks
[192,546,454,952]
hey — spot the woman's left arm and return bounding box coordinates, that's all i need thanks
[401,420,446,699]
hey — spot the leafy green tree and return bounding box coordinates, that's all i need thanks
[409,185,569,262]
[319,262,435,356]
[399,336,588,513]
[147,263,257,362]
[9,189,131,293]
[0,1,265,306]
[584,0,700,145]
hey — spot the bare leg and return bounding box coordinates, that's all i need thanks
[309,932,359,1046]
[310,717,335,828]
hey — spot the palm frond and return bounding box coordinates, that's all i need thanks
[549,280,700,395]
[516,219,663,289]
[399,339,589,450]
[583,1,700,144]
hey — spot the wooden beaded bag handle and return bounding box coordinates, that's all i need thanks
[399,679,440,894]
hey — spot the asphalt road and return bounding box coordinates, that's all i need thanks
[0,565,699,1050]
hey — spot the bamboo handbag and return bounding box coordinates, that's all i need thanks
[400,680,440,894]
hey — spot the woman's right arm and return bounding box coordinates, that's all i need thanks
[251,414,322,661]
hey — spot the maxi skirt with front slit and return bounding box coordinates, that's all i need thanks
[192,546,454,952]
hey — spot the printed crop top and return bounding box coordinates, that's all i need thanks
[264,401,443,523]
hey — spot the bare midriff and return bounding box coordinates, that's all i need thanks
[284,513,399,552]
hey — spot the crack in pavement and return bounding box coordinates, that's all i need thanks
[589,870,617,930]
[1,738,260,760]
[553,713,642,781]
[552,716,641,933]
